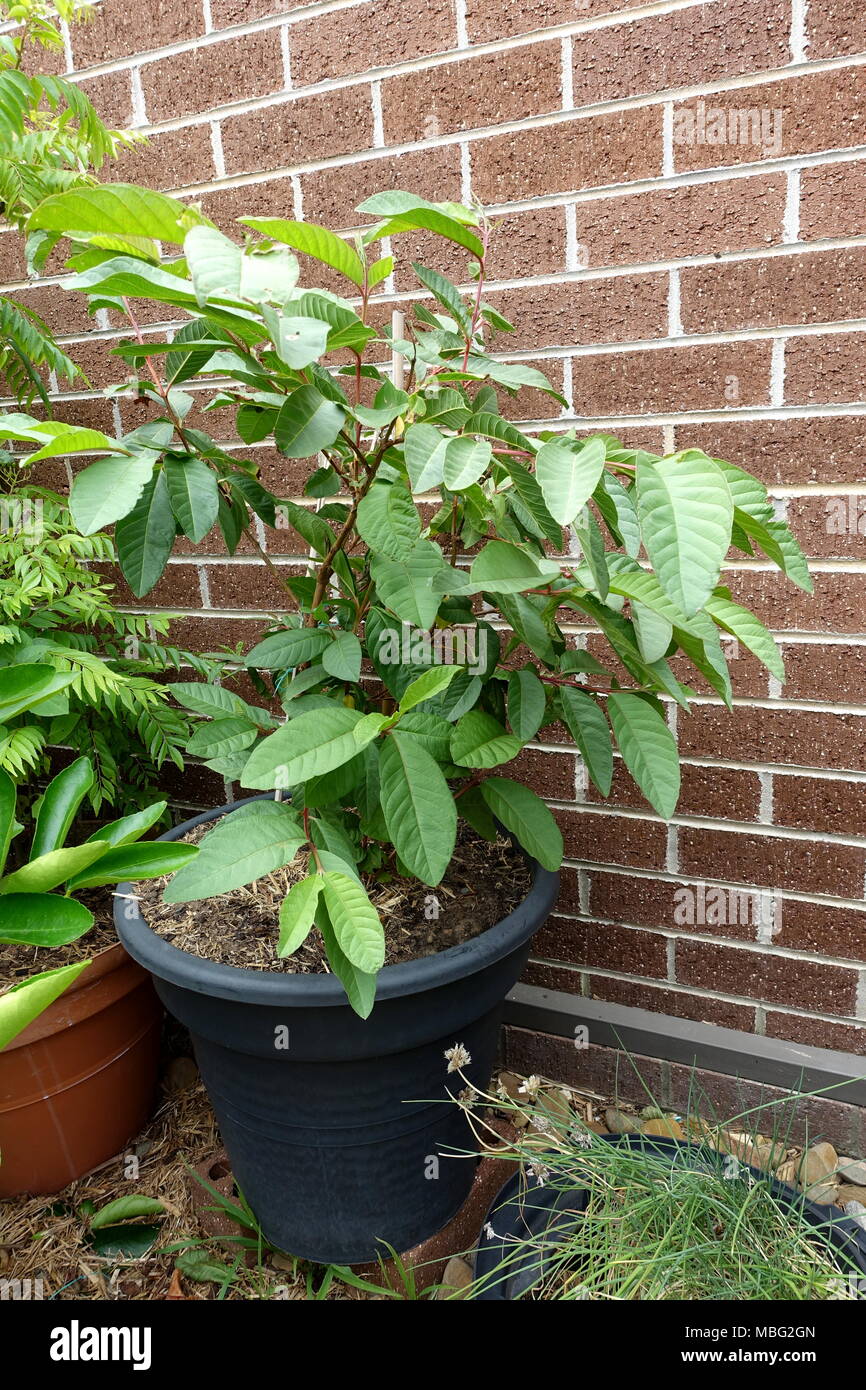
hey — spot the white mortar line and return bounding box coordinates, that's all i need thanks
[758,771,774,825]
[280,23,292,90]
[783,167,801,242]
[370,79,384,147]
[209,121,226,180]
[202,0,213,35]
[196,565,211,608]
[790,0,809,64]
[561,35,574,111]
[454,0,469,49]
[662,101,675,177]
[667,268,683,337]
[459,140,472,202]
[855,971,866,1021]
[666,936,676,982]
[130,68,147,127]
[770,337,786,407]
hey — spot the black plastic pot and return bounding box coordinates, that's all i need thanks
[474,1134,866,1299]
[115,795,558,1264]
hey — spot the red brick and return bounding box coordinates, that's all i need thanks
[675,416,865,488]
[678,824,866,897]
[673,68,865,172]
[587,869,761,940]
[300,145,462,229]
[491,358,567,422]
[786,493,866,561]
[573,0,790,105]
[679,704,866,773]
[675,937,859,1014]
[508,746,576,800]
[557,807,668,869]
[573,341,772,415]
[806,0,866,58]
[772,898,866,962]
[681,247,866,334]
[785,332,866,405]
[778,641,866,703]
[143,31,284,123]
[668,646,770,699]
[586,760,762,822]
[159,759,228,809]
[211,0,299,27]
[166,614,268,651]
[532,915,668,976]
[0,230,28,285]
[572,175,785,270]
[57,334,131,392]
[391,206,567,292]
[772,773,866,838]
[76,69,135,129]
[588,974,756,1030]
[470,108,663,205]
[800,160,866,241]
[93,560,203,610]
[502,1025,668,1099]
[106,123,215,189]
[205,560,308,609]
[381,41,561,145]
[487,274,667,350]
[221,89,374,176]
[764,1012,866,1054]
[466,0,666,43]
[725,568,866,636]
[71,0,204,65]
[289,0,456,84]
[45,398,117,434]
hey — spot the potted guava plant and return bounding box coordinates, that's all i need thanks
[8,184,810,1259]
[0,731,197,1195]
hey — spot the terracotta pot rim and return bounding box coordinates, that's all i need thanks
[1,938,143,1053]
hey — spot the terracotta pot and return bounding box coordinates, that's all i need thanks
[0,942,162,1197]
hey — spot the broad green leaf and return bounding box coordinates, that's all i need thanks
[164,454,220,544]
[91,1196,166,1230]
[469,541,560,595]
[322,631,362,683]
[413,262,471,331]
[163,802,305,902]
[274,385,345,458]
[595,469,640,558]
[559,688,613,797]
[186,717,258,759]
[443,436,492,491]
[503,458,563,548]
[404,423,449,493]
[607,691,680,819]
[372,208,484,258]
[631,601,673,664]
[379,731,457,885]
[321,871,385,974]
[479,777,563,872]
[115,469,177,598]
[393,711,453,759]
[169,683,249,718]
[65,842,198,891]
[704,594,785,681]
[636,453,734,615]
[451,711,522,769]
[69,453,157,535]
[0,961,90,1050]
[31,756,93,858]
[277,874,323,957]
[29,184,202,245]
[0,893,93,947]
[370,539,445,628]
[356,482,420,560]
[184,224,242,304]
[245,627,332,670]
[535,436,606,525]
[270,314,330,369]
[242,706,364,788]
[398,665,461,713]
[84,802,167,849]
[0,841,108,895]
[317,899,377,1019]
[0,667,75,722]
[241,218,365,286]
[507,670,546,741]
[353,380,409,429]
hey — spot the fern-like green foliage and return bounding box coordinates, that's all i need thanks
[0,485,228,811]
[0,0,144,406]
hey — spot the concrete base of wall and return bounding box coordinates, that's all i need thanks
[503,985,866,1154]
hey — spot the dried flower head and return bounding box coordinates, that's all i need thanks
[530,1160,550,1185]
[518,1074,541,1099]
[458,1086,477,1109]
[444,1042,472,1073]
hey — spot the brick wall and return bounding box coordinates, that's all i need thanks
[6,0,866,1056]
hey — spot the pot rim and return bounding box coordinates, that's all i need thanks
[114,793,559,1008]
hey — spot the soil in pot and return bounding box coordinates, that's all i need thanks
[0,887,162,1198]
[116,797,559,1263]
[135,821,531,973]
